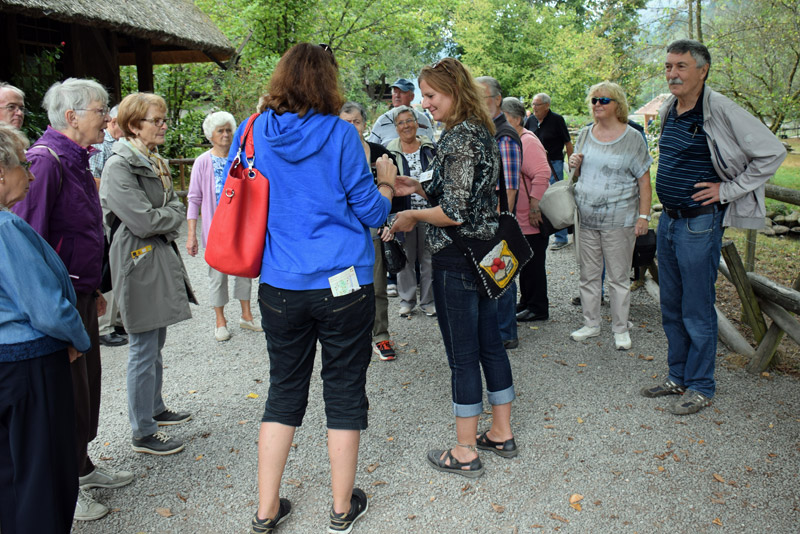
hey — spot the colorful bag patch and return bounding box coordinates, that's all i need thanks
[478,240,518,288]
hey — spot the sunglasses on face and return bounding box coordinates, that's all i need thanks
[591,97,614,105]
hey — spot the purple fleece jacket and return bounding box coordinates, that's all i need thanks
[13,127,104,294]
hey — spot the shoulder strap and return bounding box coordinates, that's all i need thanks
[239,112,262,163]
[567,128,590,184]
[28,144,63,194]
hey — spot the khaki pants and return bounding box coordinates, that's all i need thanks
[577,226,636,333]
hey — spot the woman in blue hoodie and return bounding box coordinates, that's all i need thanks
[233,44,396,534]
[0,123,91,533]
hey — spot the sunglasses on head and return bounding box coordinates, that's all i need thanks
[432,59,455,78]
[591,97,614,105]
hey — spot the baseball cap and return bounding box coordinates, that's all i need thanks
[390,78,415,92]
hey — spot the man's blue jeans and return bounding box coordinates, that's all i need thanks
[432,269,515,417]
[549,159,568,244]
[657,207,725,398]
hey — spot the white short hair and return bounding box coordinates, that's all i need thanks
[42,78,109,130]
[0,82,25,99]
[202,111,237,141]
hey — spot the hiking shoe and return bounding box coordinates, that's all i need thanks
[420,303,437,317]
[640,378,685,398]
[79,466,134,489]
[215,325,231,341]
[570,325,601,341]
[250,498,292,533]
[614,332,632,350]
[669,390,712,415]
[386,284,398,297]
[398,303,414,317]
[550,241,569,251]
[373,340,396,361]
[240,318,263,332]
[74,489,108,521]
[503,339,519,350]
[154,408,192,426]
[131,431,184,455]
[328,488,368,534]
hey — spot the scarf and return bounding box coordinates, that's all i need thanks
[125,137,172,192]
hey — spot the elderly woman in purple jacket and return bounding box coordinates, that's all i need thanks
[11,78,133,521]
[186,111,261,342]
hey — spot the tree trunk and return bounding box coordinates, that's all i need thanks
[695,0,703,42]
[688,0,694,39]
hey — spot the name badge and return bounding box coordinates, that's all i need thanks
[328,266,360,297]
[419,170,433,183]
[131,245,152,265]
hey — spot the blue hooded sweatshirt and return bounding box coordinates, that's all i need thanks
[227,110,390,290]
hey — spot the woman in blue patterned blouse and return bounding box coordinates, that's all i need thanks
[392,58,518,478]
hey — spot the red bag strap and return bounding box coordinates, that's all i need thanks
[239,112,262,164]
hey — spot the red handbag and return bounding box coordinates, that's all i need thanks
[205,113,269,278]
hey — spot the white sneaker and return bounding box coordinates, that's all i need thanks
[614,331,632,350]
[75,489,109,521]
[398,303,414,317]
[570,325,601,341]
[239,318,263,332]
[420,303,437,317]
[386,284,398,297]
[79,466,134,489]
[215,326,231,342]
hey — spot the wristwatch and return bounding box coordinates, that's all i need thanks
[638,214,651,222]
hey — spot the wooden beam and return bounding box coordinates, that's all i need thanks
[226,29,253,70]
[90,28,116,74]
[758,298,800,346]
[202,51,227,70]
[766,183,800,207]
[716,305,756,357]
[747,273,800,315]
[720,241,767,342]
[135,39,154,92]
[744,229,757,272]
[747,323,785,373]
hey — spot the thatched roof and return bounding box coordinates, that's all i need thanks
[0,0,234,61]
[635,93,671,116]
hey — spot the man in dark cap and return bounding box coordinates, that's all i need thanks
[368,78,434,146]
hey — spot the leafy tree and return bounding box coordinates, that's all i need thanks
[707,0,800,132]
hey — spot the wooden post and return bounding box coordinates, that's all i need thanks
[720,241,767,342]
[135,39,154,92]
[744,229,757,272]
[746,273,800,373]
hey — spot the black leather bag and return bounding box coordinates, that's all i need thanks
[632,229,656,268]
[440,166,533,299]
[381,236,407,275]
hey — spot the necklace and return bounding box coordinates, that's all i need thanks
[0,202,10,212]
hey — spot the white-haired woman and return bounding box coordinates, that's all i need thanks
[12,78,133,521]
[186,111,261,341]
[569,81,652,350]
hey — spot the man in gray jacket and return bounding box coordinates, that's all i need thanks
[641,39,786,414]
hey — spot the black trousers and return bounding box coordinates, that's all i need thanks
[518,232,549,315]
[73,292,102,477]
[0,351,78,533]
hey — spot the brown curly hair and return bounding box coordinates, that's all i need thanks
[262,43,344,117]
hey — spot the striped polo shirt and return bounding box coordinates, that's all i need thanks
[655,87,721,209]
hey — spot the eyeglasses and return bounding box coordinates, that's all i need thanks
[75,106,110,116]
[432,59,455,78]
[591,97,615,105]
[141,118,168,127]
[20,160,32,171]
[343,118,363,126]
[396,118,417,127]
[531,102,545,107]
[318,43,337,66]
[1,103,27,115]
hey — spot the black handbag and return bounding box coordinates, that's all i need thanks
[632,229,656,268]
[381,234,407,275]
[438,165,533,299]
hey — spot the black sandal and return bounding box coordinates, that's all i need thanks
[426,448,484,478]
[476,431,518,458]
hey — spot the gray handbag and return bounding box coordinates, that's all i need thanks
[539,128,588,230]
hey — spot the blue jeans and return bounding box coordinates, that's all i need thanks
[549,159,568,244]
[259,283,375,430]
[497,281,518,342]
[657,208,725,398]
[432,269,515,417]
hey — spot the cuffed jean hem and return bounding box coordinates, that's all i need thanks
[452,401,484,418]
[487,385,516,406]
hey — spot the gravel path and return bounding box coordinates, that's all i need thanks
[72,221,800,534]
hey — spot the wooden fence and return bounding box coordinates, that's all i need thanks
[168,157,195,203]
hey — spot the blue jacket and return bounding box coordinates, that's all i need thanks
[227,110,390,290]
[0,211,91,362]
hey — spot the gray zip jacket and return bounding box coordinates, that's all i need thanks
[658,86,786,229]
[99,140,197,333]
